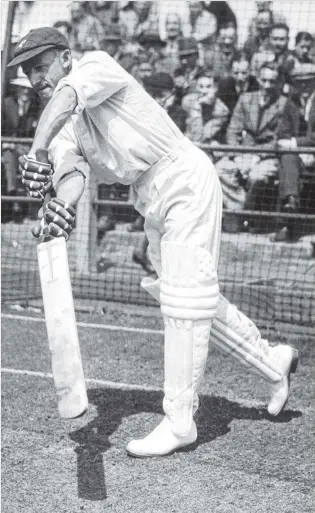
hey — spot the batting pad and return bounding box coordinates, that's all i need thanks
[160,242,219,437]
[141,279,283,385]
[210,296,283,383]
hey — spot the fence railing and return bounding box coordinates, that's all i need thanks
[2,137,315,274]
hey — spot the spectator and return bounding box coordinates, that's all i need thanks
[292,32,315,67]
[2,71,40,222]
[100,26,125,63]
[144,72,187,133]
[138,32,167,70]
[131,55,154,86]
[187,1,217,49]
[203,1,237,33]
[174,37,203,103]
[247,1,287,39]
[218,53,259,115]
[243,9,272,60]
[215,62,300,222]
[53,21,72,41]
[118,41,147,73]
[182,69,229,144]
[251,23,295,86]
[120,1,159,43]
[68,1,104,58]
[90,1,121,31]
[204,24,239,79]
[154,13,182,75]
[271,64,315,241]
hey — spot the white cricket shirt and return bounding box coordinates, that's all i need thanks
[50,51,185,185]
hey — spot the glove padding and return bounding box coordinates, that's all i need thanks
[19,154,53,199]
[32,198,76,240]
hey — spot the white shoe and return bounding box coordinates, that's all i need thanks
[126,417,197,457]
[268,345,299,416]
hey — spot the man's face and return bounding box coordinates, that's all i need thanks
[104,40,120,57]
[258,67,279,99]
[295,39,313,62]
[256,1,272,12]
[22,49,70,103]
[152,89,173,108]
[189,1,202,18]
[71,2,84,21]
[292,78,315,99]
[179,52,198,70]
[196,76,217,103]
[134,1,150,20]
[165,14,181,40]
[269,28,289,55]
[232,60,250,85]
[256,11,272,36]
[137,62,153,81]
[217,27,237,52]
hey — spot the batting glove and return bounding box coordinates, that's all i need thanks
[44,198,76,240]
[19,154,53,199]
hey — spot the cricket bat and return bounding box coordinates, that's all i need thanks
[36,149,88,419]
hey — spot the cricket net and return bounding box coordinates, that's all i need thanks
[1,1,315,331]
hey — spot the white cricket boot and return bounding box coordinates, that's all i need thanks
[127,242,219,457]
[267,345,299,416]
[126,416,197,457]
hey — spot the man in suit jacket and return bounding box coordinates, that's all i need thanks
[2,76,40,190]
[273,64,315,241]
[218,53,259,116]
[2,74,41,222]
[182,69,229,144]
[216,62,300,217]
[204,24,239,80]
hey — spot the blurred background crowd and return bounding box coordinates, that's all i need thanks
[2,0,315,246]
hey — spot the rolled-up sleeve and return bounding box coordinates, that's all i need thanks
[48,120,89,188]
[54,51,129,113]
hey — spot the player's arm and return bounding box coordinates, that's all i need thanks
[31,170,85,239]
[29,86,77,154]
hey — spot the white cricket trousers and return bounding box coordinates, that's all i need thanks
[132,138,285,385]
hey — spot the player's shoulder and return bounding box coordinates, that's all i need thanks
[76,51,124,70]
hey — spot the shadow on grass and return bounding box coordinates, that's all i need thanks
[69,388,301,501]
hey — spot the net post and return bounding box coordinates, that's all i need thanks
[74,167,97,274]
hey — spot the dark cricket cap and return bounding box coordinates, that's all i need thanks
[7,27,70,68]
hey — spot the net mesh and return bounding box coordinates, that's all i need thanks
[2,0,315,329]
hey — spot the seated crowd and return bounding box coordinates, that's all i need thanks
[2,0,315,243]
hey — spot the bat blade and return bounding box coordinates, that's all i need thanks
[37,237,88,419]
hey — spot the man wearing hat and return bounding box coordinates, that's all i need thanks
[2,68,41,222]
[68,1,104,58]
[204,24,239,80]
[173,36,203,103]
[10,27,299,457]
[272,63,315,242]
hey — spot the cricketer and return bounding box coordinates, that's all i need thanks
[9,27,299,457]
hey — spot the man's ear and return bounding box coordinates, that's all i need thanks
[61,49,72,71]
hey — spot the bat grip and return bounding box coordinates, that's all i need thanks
[35,149,52,242]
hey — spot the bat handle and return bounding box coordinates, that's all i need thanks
[35,149,52,242]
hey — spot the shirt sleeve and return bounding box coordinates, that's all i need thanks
[54,51,129,113]
[48,119,89,188]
